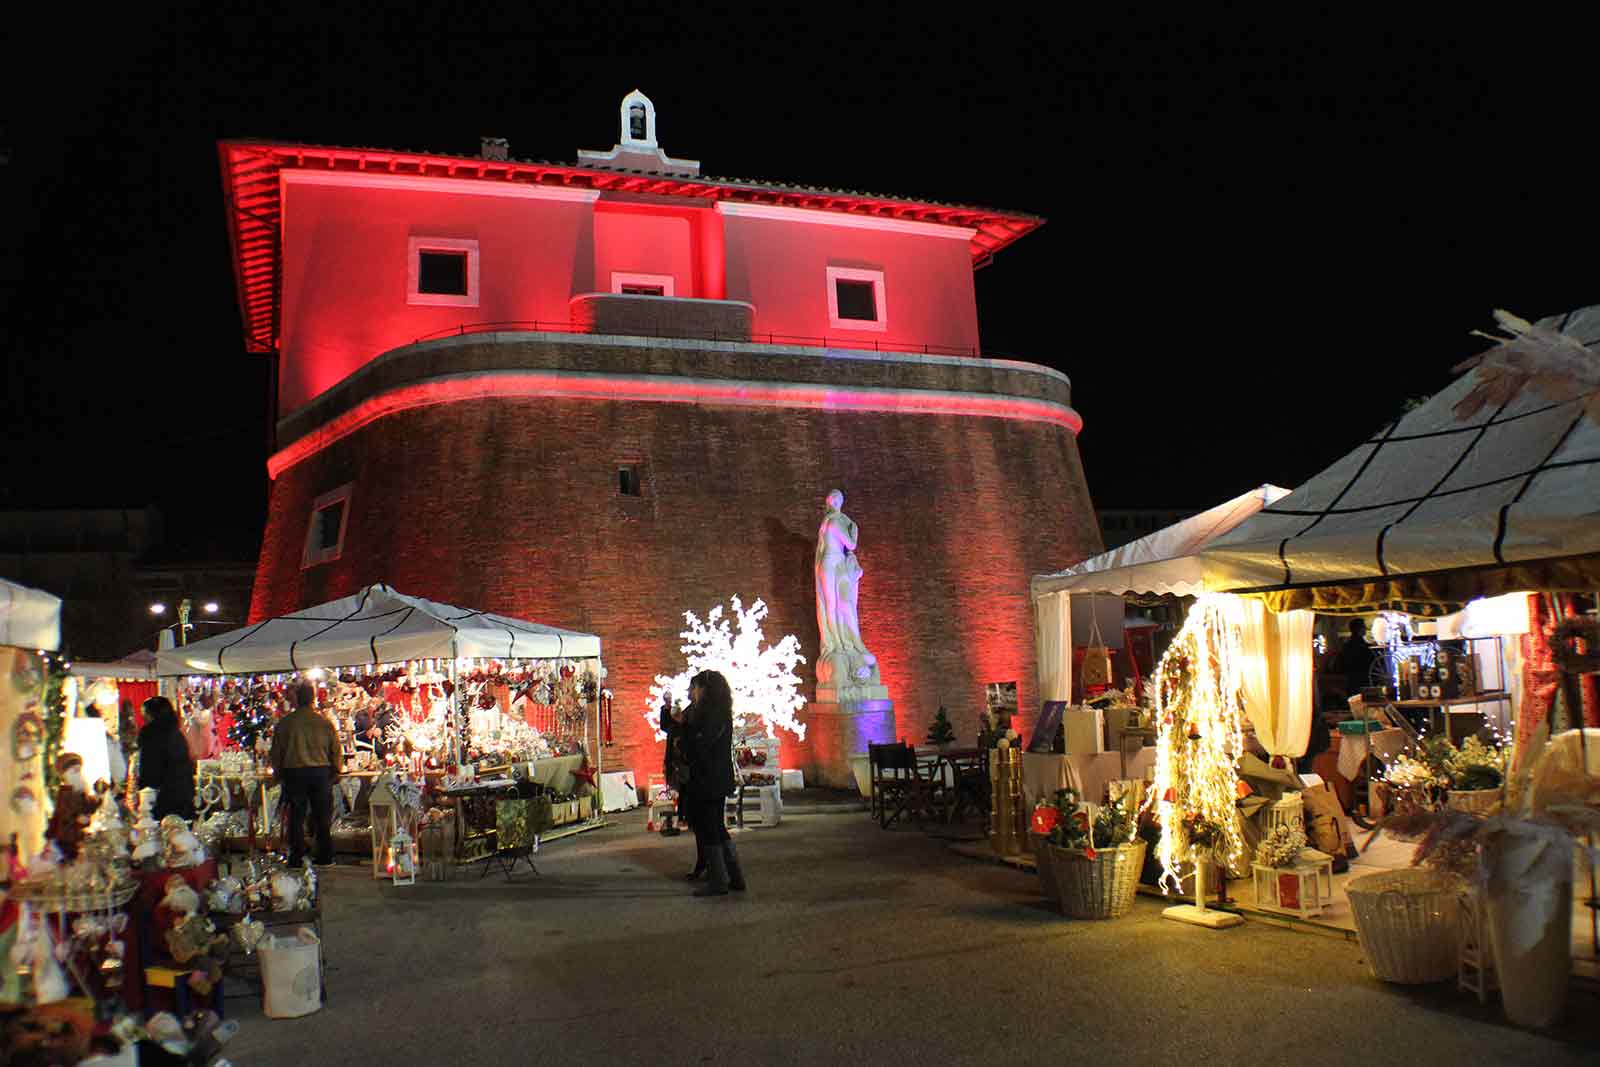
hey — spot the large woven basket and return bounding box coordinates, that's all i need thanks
[1346,869,1463,984]
[1028,831,1058,901]
[1446,788,1499,816]
[1046,840,1147,919]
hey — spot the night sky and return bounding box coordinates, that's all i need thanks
[5,11,1591,554]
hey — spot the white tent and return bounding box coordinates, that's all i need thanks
[1030,486,1313,757]
[74,649,158,680]
[0,577,61,652]
[1202,308,1600,613]
[1032,485,1292,600]
[156,583,601,676]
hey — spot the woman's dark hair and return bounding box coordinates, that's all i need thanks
[141,695,178,727]
[689,670,733,717]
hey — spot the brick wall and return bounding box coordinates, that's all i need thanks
[252,374,1100,782]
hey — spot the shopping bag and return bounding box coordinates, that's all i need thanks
[1080,613,1113,688]
[258,927,322,1018]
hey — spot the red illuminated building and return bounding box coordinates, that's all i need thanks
[222,91,1100,779]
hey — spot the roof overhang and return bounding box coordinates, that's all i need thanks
[217,140,1045,355]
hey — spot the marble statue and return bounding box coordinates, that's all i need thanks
[814,490,885,699]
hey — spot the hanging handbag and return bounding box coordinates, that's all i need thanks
[1080,610,1114,689]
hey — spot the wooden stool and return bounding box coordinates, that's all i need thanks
[1458,887,1496,1004]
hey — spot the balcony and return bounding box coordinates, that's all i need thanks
[568,292,754,342]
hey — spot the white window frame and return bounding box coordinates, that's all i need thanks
[826,266,887,332]
[302,484,353,569]
[407,237,480,307]
[610,271,675,297]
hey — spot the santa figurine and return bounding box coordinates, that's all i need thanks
[44,753,95,861]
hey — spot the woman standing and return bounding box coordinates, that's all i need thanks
[681,670,745,897]
[137,696,196,820]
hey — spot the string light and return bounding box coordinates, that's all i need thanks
[1150,594,1251,891]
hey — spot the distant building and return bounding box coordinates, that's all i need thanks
[217,91,1101,777]
[0,506,256,660]
[1097,507,1200,551]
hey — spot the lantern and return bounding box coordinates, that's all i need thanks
[387,827,417,886]
[368,770,399,879]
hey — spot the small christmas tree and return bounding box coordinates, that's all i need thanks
[926,705,956,747]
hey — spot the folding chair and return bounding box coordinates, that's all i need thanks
[870,742,942,828]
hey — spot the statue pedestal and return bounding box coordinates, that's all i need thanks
[802,697,896,791]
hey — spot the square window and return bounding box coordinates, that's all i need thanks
[834,280,876,321]
[417,250,468,295]
[302,484,352,569]
[825,266,887,332]
[407,237,480,307]
[313,500,345,550]
[611,272,676,298]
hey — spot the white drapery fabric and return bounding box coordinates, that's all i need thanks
[1034,592,1073,703]
[1233,597,1315,758]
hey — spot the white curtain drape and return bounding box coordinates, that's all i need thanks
[1035,591,1073,703]
[1233,596,1315,758]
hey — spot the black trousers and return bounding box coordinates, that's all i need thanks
[685,791,729,855]
[280,766,335,865]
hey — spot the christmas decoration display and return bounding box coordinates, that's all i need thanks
[1255,824,1308,869]
[1150,594,1251,891]
[926,705,956,747]
[646,597,807,741]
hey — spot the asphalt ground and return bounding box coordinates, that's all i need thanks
[224,808,1600,1066]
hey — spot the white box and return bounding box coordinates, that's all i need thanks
[781,768,804,791]
[1062,708,1105,754]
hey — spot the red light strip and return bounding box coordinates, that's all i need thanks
[267,371,1083,479]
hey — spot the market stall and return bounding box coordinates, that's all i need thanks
[155,583,608,872]
[1030,485,1311,786]
[1189,307,1600,1022]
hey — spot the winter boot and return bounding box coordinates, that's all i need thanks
[723,839,746,892]
[693,843,730,896]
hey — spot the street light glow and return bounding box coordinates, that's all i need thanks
[203,602,220,614]
[149,603,167,615]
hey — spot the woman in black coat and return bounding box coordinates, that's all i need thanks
[660,696,707,879]
[137,696,196,820]
[679,670,744,897]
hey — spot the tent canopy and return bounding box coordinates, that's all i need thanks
[156,584,601,676]
[73,649,158,680]
[1031,485,1291,600]
[1202,308,1600,613]
[1,578,61,652]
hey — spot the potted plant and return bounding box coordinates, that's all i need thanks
[1042,789,1146,919]
[926,705,956,750]
[1445,736,1506,815]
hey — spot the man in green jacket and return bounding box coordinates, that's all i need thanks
[269,680,343,868]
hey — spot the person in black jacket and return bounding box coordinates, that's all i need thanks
[680,670,744,897]
[660,695,706,877]
[137,696,196,820]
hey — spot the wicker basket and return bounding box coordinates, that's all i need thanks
[1028,831,1058,901]
[1446,788,1499,816]
[1346,869,1463,984]
[1046,840,1147,919]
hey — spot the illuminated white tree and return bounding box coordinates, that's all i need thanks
[645,597,807,741]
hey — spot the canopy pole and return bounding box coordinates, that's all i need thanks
[448,643,461,771]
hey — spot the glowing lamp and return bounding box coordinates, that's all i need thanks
[63,716,113,788]
[149,603,167,615]
[387,828,417,886]
[203,602,220,614]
